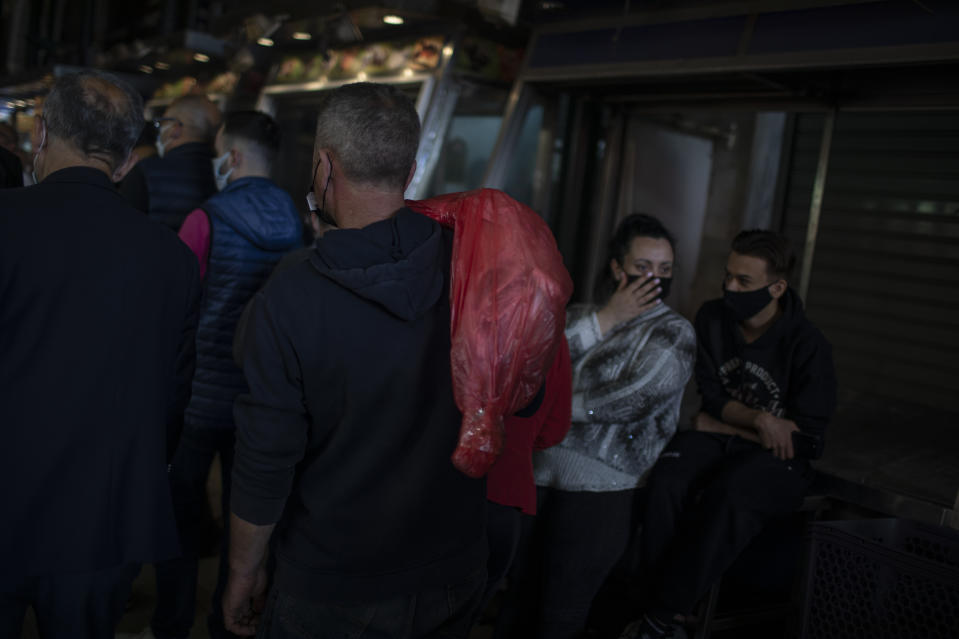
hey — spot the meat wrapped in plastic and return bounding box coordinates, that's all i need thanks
[407,189,574,478]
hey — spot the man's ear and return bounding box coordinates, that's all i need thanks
[230,147,242,171]
[404,160,417,192]
[166,118,183,143]
[770,278,788,299]
[112,151,138,182]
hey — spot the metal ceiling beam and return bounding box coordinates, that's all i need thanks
[533,0,884,34]
[520,42,959,83]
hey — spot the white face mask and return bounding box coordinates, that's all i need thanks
[31,119,47,184]
[155,124,172,158]
[212,151,234,191]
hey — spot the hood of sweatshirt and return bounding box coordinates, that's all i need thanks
[308,207,446,322]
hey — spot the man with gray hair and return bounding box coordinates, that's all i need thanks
[0,71,200,637]
[120,93,221,231]
[223,82,487,637]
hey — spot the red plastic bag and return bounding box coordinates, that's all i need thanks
[407,189,574,478]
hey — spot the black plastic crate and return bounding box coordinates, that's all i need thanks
[796,518,959,639]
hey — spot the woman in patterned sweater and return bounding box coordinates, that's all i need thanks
[498,214,696,639]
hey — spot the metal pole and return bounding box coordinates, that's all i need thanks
[5,0,31,75]
[480,80,531,189]
[481,28,539,190]
[798,111,835,302]
[583,108,626,304]
[405,35,461,200]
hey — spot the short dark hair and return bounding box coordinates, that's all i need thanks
[43,71,143,172]
[731,229,796,281]
[314,82,420,190]
[221,110,281,163]
[594,213,677,303]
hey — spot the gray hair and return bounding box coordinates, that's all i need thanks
[167,94,221,144]
[43,71,143,172]
[314,82,420,190]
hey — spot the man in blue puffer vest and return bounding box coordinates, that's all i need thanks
[144,111,303,639]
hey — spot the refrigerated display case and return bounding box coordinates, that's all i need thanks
[255,33,520,208]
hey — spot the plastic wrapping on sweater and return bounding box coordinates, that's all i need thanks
[407,189,574,478]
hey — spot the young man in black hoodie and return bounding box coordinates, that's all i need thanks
[623,230,836,639]
[221,83,487,638]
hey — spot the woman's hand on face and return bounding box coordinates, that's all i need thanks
[596,272,661,335]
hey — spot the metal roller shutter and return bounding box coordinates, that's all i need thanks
[781,112,959,412]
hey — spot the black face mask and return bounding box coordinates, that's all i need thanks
[306,154,336,228]
[723,285,773,321]
[624,273,672,301]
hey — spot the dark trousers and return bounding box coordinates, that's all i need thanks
[254,568,486,639]
[152,426,237,639]
[479,501,523,615]
[0,563,139,639]
[495,487,637,639]
[641,430,813,617]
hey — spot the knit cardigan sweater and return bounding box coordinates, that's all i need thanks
[534,302,696,492]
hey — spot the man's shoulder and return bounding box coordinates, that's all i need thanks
[106,196,198,268]
[694,298,726,329]
[142,145,213,176]
[790,315,833,358]
[1,180,195,266]
[261,252,329,301]
[2,179,126,219]
[135,155,164,175]
[207,178,296,215]
[0,187,31,234]
[0,182,29,206]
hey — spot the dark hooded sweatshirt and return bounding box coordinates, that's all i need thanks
[694,288,837,454]
[231,208,487,602]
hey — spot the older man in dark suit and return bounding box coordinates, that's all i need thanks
[0,71,200,639]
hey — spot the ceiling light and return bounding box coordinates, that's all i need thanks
[292,32,312,41]
[257,37,275,47]
[193,53,210,62]
[383,15,404,25]
[155,61,170,70]
[138,65,154,74]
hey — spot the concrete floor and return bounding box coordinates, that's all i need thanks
[19,387,958,638]
[21,557,496,639]
[816,388,959,509]
[17,451,493,639]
